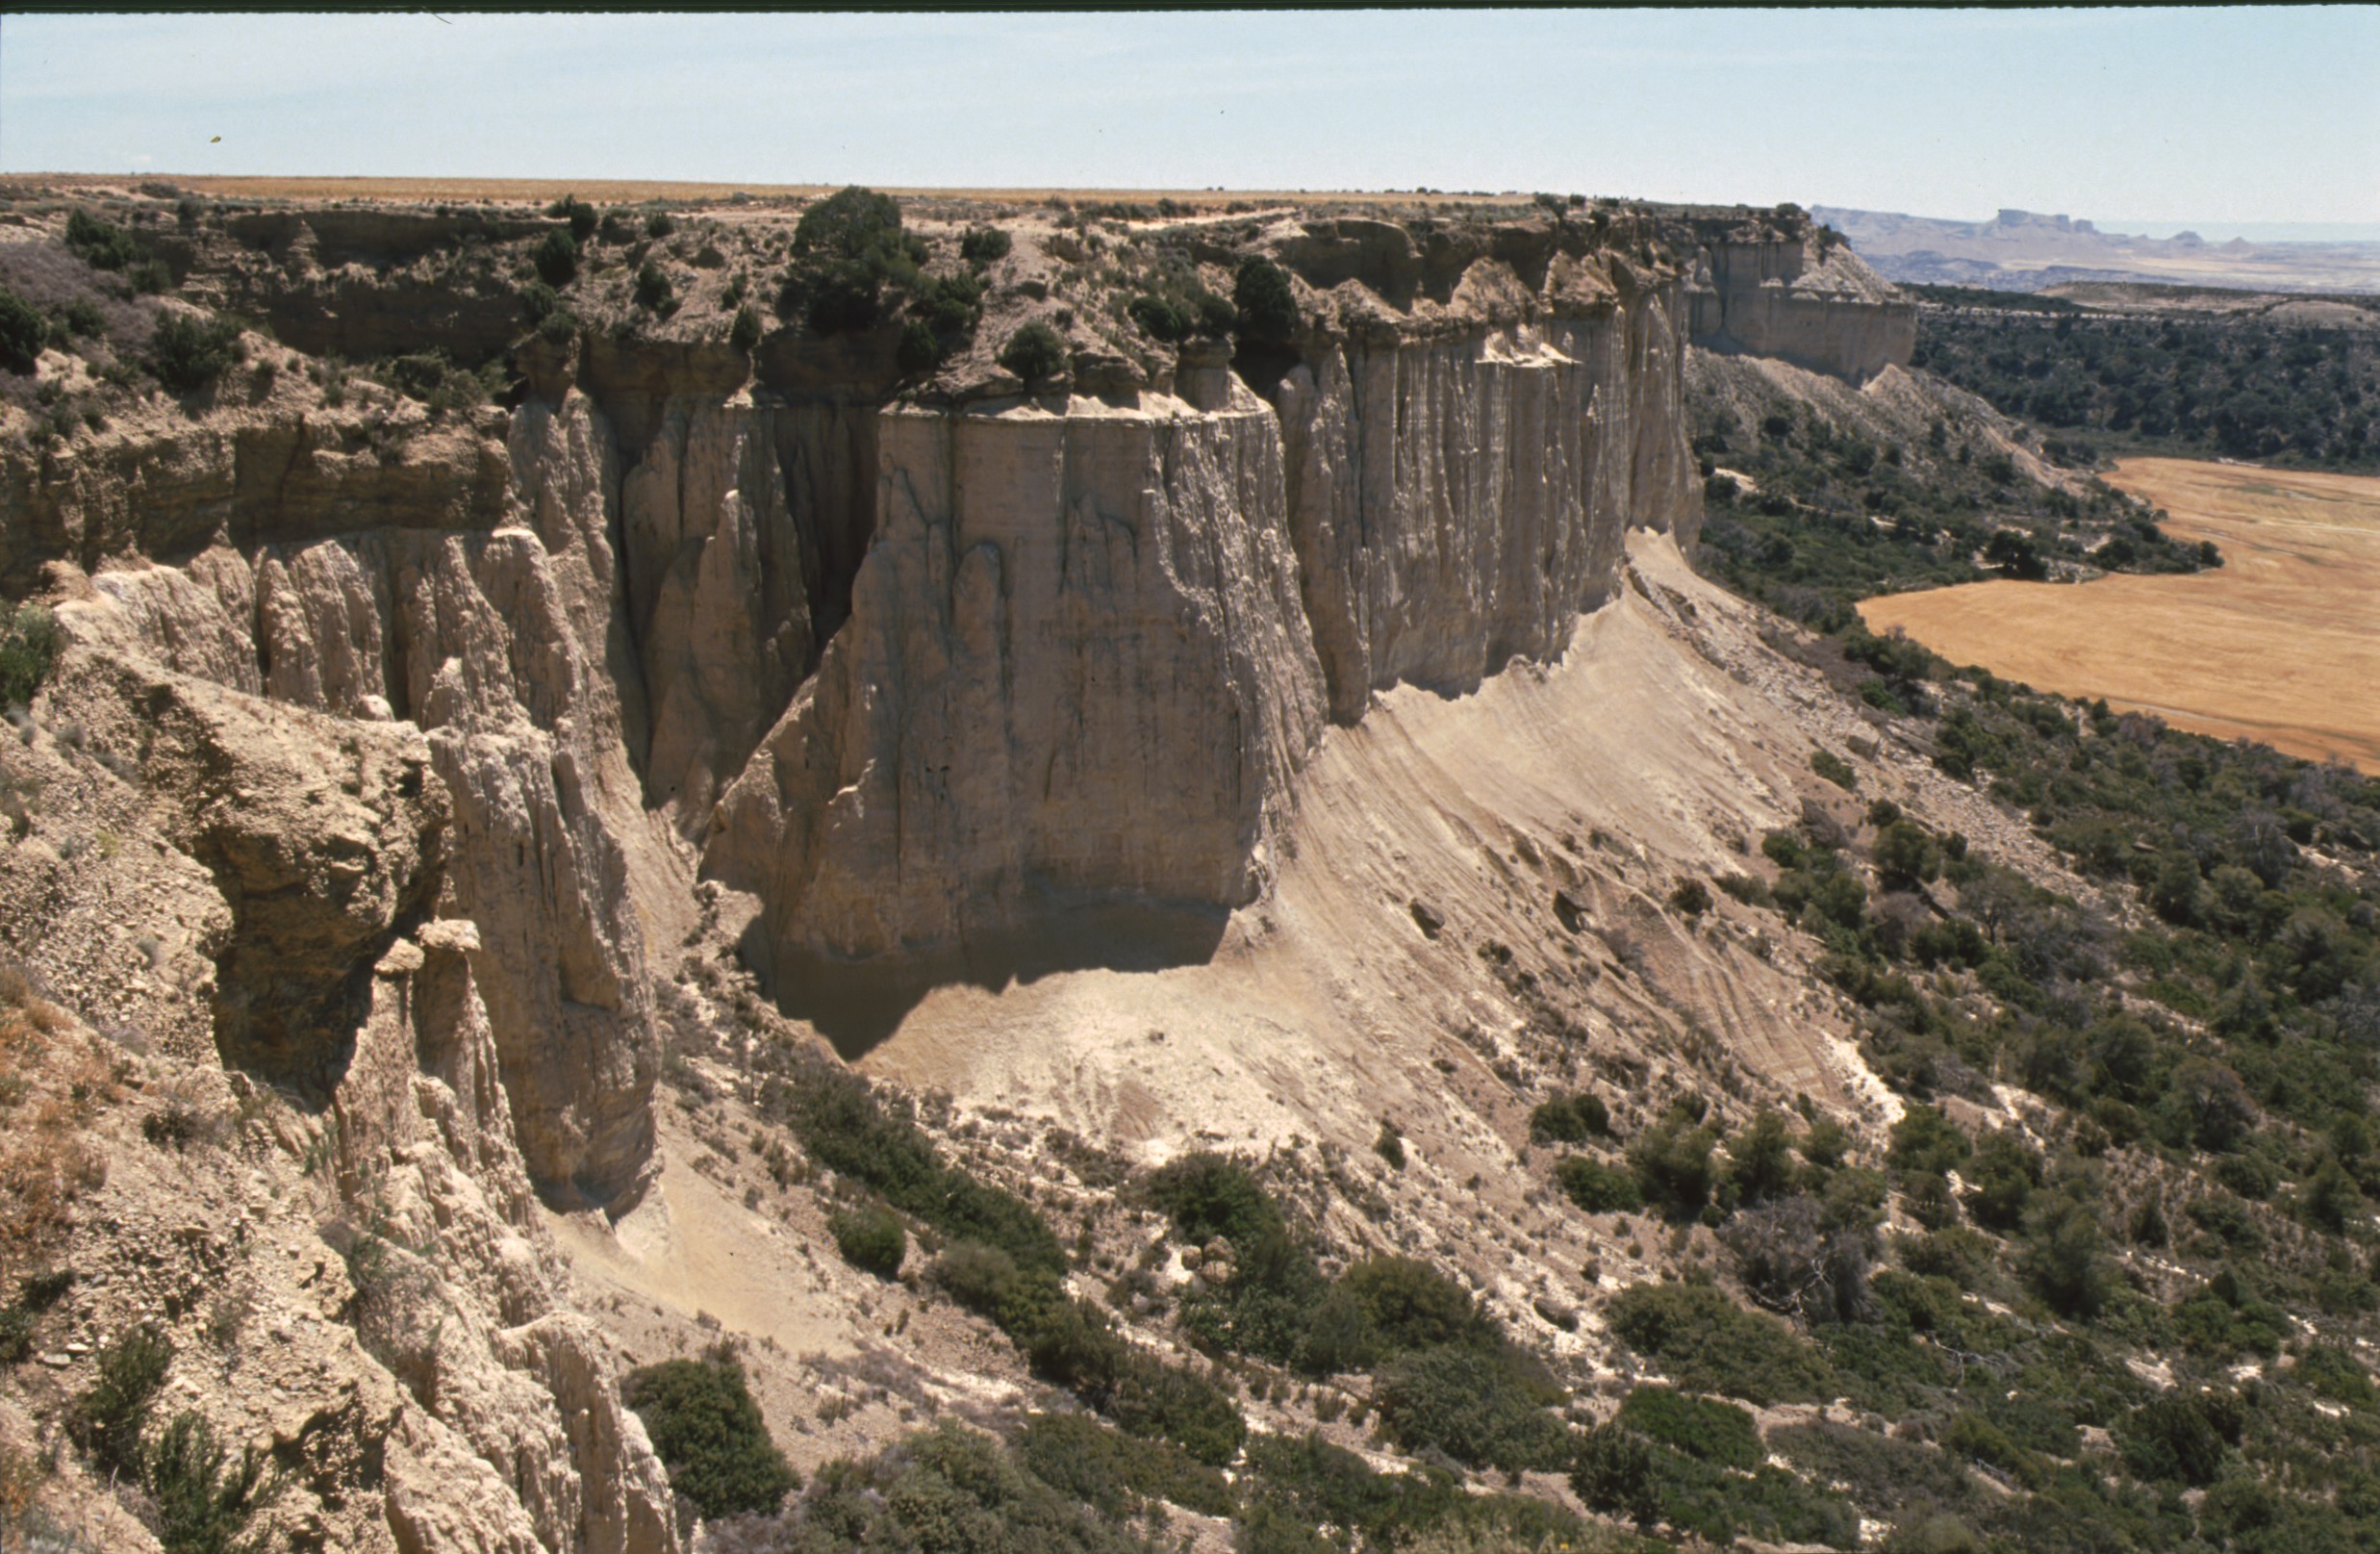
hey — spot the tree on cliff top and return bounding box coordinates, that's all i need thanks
[1232,255,1299,353]
[786,186,924,336]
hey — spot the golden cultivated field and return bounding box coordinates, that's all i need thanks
[1860,457,2380,773]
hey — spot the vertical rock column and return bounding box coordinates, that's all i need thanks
[704,387,1328,974]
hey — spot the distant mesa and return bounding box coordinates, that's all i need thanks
[1813,204,2380,294]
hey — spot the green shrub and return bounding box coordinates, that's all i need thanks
[1373,1119,1406,1169]
[1340,1256,1495,1355]
[788,186,921,335]
[768,1062,1062,1273]
[0,286,44,373]
[1668,878,1714,917]
[149,311,241,394]
[1555,1155,1642,1213]
[1726,1109,1798,1206]
[1571,1422,1661,1526]
[74,1325,173,1475]
[1961,1131,2041,1232]
[2018,1196,2110,1317]
[1372,1343,1569,1472]
[1615,1385,1760,1468]
[64,208,143,270]
[788,1420,1148,1554]
[897,318,941,376]
[958,225,1012,267]
[622,1352,800,1518]
[727,304,763,353]
[1106,1352,1246,1466]
[911,270,984,337]
[545,194,597,242]
[519,279,561,320]
[828,1206,906,1278]
[1529,1091,1609,1144]
[1886,1105,1971,1177]
[537,309,578,345]
[2116,1394,2230,1486]
[1014,1410,1233,1518]
[1938,1411,2043,1490]
[533,229,579,287]
[1629,1110,1719,1217]
[645,212,674,239]
[1232,255,1298,351]
[0,603,62,708]
[1606,1282,1833,1406]
[1811,749,1859,790]
[1243,1429,1581,1551]
[1000,320,1068,384]
[144,1411,276,1554]
[1148,1153,1282,1249]
[1294,1282,1380,1376]
[633,262,673,312]
[0,1306,33,1364]
[1127,293,1189,344]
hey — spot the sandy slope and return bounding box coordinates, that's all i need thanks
[1861,458,2380,772]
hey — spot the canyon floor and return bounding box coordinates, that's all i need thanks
[1859,457,2380,773]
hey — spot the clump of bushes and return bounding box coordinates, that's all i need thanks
[148,311,241,394]
[63,208,144,272]
[545,193,598,242]
[766,1059,1061,1273]
[1555,1155,1641,1213]
[0,603,62,709]
[1000,320,1068,385]
[784,1420,1150,1554]
[827,1205,905,1278]
[1231,255,1298,353]
[633,262,675,314]
[533,229,579,287]
[1529,1090,1609,1144]
[959,226,1012,267]
[621,1350,800,1519]
[144,1411,277,1554]
[1015,1410,1233,1519]
[0,286,44,374]
[1126,285,1235,345]
[72,1325,173,1475]
[785,185,924,335]
[1605,1281,1834,1406]
[765,1062,1238,1465]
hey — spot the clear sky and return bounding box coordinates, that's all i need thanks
[4,8,2376,229]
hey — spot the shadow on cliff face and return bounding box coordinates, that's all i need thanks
[753,902,1230,1060]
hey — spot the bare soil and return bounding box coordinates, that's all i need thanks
[1859,457,2380,772]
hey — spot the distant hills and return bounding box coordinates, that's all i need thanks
[1813,204,2380,294]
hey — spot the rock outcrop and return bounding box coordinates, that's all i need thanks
[1279,267,1696,723]
[1681,217,1915,383]
[704,387,1329,971]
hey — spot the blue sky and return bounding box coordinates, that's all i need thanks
[4,9,2376,231]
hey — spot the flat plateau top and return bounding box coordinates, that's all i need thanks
[0,174,1539,209]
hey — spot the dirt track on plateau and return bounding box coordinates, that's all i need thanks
[1861,458,2380,773]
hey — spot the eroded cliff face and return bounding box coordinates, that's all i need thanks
[3,196,1909,1182]
[704,386,1328,973]
[1279,273,1697,723]
[1682,217,1916,383]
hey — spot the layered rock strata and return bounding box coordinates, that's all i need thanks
[705,385,1329,970]
[1681,219,1916,383]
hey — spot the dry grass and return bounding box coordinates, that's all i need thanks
[0,972,114,1276]
[0,172,1533,214]
[1861,458,2380,773]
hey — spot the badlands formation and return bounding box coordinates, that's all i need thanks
[0,189,1942,1548]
